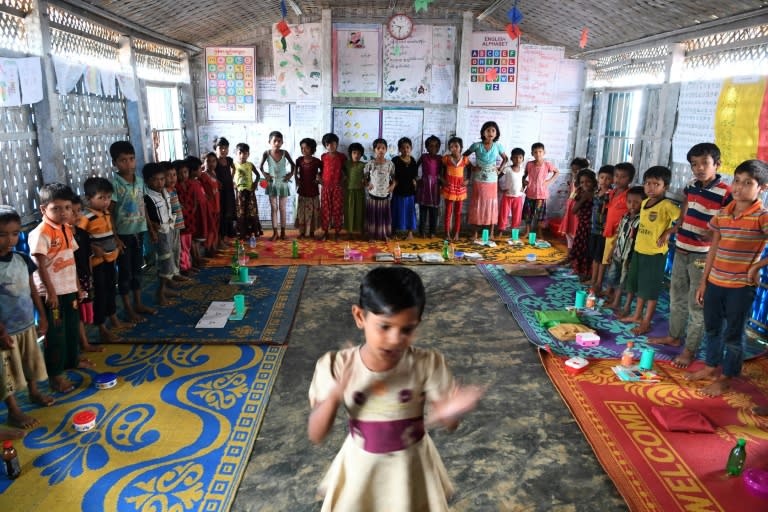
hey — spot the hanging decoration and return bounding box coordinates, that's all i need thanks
[276,0,291,46]
[505,1,523,41]
[579,27,589,49]
[414,0,433,13]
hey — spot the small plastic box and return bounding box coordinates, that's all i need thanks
[575,332,600,347]
[564,356,589,375]
[73,410,97,432]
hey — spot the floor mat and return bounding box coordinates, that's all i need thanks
[110,266,307,345]
[0,343,285,512]
[541,350,768,511]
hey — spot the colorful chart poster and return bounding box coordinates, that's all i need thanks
[205,47,257,122]
[517,44,564,106]
[0,58,21,107]
[271,22,322,102]
[468,32,518,107]
[715,76,766,174]
[332,107,381,158]
[382,108,424,159]
[333,24,382,98]
[383,25,432,102]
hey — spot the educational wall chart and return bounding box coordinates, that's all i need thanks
[671,76,768,174]
[271,22,322,102]
[383,25,432,102]
[431,26,456,104]
[468,32,519,107]
[332,107,381,158]
[381,108,424,159]
[554,59,586,107]
[517,45,564,106]
[333,24,382,97]
[205,47,257,122]
[423,107,456,152]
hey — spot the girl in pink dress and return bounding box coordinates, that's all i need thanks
[559,157,590,249]
[416,136,442,238]
[308,267,484,512]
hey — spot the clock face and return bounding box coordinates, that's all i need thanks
[387,14,413,40]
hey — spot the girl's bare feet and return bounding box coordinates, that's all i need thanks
[647,336,681,347]
[270,231,279,241]
[51,375,75,393]
[173,274,193,282]
[672,348,695,368]
[135,304,157,315]
[630,322,651,335]
[81,341,105,352]
[8,410,39,429]
[29,390,55,407]
[618,314,640,323]
[0,427,26,440]
[686,365,718,382]
[699,375,731,397]
[78,357,95,369]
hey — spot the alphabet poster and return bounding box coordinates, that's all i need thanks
[468,32,518,107]
[333,24,382,97]
[271,22,322,102]
[205,47,257,121]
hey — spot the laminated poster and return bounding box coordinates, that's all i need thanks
[332,107,381,158]
[517,44,564,106]
[205,47,257,122]
[383,25,432,102]
[271,22,322,102]
[333,24,382,98]
[381,108,424,159]
[468,32,518,107]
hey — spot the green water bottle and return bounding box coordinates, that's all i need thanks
[292,239,299,258]
[726,438,746,476]
[231,253,240,278]
[442,240,449,260]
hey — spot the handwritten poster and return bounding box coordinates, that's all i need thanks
[0,58,21,107]
[507,110,544,155]
[290,101,323,157]
[554,59,586,107]
[431,26,456,104]
[517,44,564,106]
[382,108,424,159]
[257,76,277,101]
[205,47,257,121]
[423,107,456,152]
[468,32,518,107]
[15,57,43,104]
[461,108,502,149]
[538,111,571,162]
[671,80,722,163]
[333,24,382,97]
[383,25,432,102]
[272,22,322,102]
[333,107,381,158]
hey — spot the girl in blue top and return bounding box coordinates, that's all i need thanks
[463,121,508,241]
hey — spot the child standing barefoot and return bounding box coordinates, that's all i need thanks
[364,139,395,241]
[416,136,442,238]
[320,133,346,241]
[308,266,484,511]
[559,158,590,249]
[522,142,559,238]
[260,131,296,241]
[295,138,323,239]
[464,121,508,241]
[569,169,596,281]
[391,137,419,240]
[343,143,366,239]
[441,137,470,241]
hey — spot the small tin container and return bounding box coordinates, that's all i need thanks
[73,411,97,432]
[94,372,118,390]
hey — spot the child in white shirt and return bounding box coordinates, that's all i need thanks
[498,147,526,232]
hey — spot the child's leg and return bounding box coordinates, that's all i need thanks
[279,196,288,239]
[444,201,453,238]
[237,190,247,238]
[5,395,37,429]
[620,292,634,317]
[130,235,155,315]
[77,321,97,363]
[594,263,606,296]
[43,295,76,393]
[269,196,279,240]
[687,282,725,384]
[620,296,645,323]
[631,299,656,335]
[428,206,437,236]
[453,201,463,240]
[333,187,343,235]
[418,205,427,236]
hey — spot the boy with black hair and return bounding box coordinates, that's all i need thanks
[143,163,179,306]
[687,159,768,398]
[498,147,526,232]
[110,141,156,323]
[606,186,645,313]
[602,162,635,304]
[80,176,124,343]
[0,205,54,431]
[620,166,680,335]
[648,143,732,368]
[589,165,614,294]
[28,183,81,393]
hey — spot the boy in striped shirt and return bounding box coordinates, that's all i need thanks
[648,143,731,367]
[686,159,768,397]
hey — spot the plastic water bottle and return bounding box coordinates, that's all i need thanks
[344,242,351,261]
[585,289,596,309]
[249,233,257,248]
[621,341,634,367]
[442,240,449,260]
[726,438,746,476]
[292,240,299,258]
[3,440,21,479]
[393,243,402,263]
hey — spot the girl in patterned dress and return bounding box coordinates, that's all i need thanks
[464,121,508,241]
[417,135,442,238]
[559,158,590,249]
[308,266,484,512]
[295,138,323,239]
[570,169,597,281]
[364,139,395,241]
[201,153,222,254]
[260,131,296,241]
[343,142,366,239]
[441,137,470,241]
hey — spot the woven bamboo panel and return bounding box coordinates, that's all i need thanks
[82,0,764,53]
[0,106,42,224]
[57,83,130,195]
[0,10,26,52]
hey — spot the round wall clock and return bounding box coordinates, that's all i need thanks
[387,13,414,40]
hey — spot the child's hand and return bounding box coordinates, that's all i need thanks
[282,176,291,182]
[46,294,59,311]
[116,238,126,253]
[463,179,469,186]
[747,264,761,285]
[150,230,158,243]
[92,245,105,258]
[427,383,485,429]
[37,315,48,337]
[0,324,13,350]
[79,290,88,301]
[695,282,707,305]
[657,232,671,248]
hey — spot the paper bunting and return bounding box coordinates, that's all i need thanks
[276,20,291,37]
[506,23,522,40]
[414,0,433,13]
[580,27,589,49]
[260,179,268,189]
[280,0,287,18]
[507,6,523,25]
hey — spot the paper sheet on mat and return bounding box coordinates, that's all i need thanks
[196,301,234,328]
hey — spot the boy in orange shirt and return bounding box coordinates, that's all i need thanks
[601,162,635,302]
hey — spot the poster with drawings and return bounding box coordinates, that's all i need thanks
[383,25,432,102]
[381,109,424,159]
[271,22,322,102]
[332,107,381,159]
[333,24,382,97]
[431,26,456,104]
[516,44,564,106]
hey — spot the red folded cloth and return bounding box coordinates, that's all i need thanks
[651,406,715,433]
